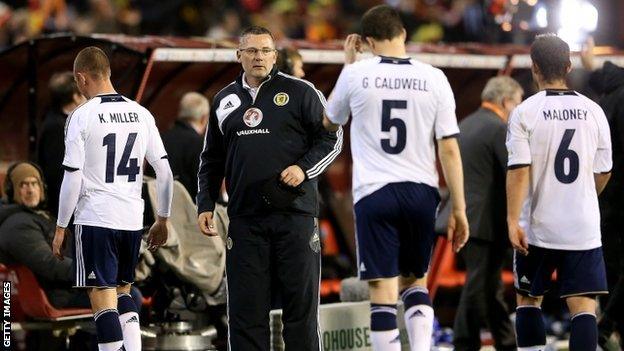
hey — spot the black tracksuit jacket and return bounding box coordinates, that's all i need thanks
[197,69,342,217]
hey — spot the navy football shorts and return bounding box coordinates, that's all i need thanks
[73,224,143,288]
[513,245,608,298]
[354,182,440,280]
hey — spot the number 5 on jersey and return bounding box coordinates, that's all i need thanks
[381,100,407,154]
[103,133,140,183]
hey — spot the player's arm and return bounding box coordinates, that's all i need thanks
[324,64,352,132]
[197,102,225,236]
[145,113,174,250]
[505,107,531,256]
[434,69,468,252]
[593,107,613,196]
[287,86,342,186]
[506,166,530,256]
[594,172,611,195]
[54,110,87,259]
[437,137,469,252]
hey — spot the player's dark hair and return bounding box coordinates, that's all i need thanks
[276,47,302,75]
[530,34,571,82]
[361,5,404,41]
[74,46,111,80]
[239,26,275,45]
[49,71,79,111]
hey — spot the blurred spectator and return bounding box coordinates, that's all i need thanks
[0,162,144,313]
[582,39,624,350]
[305,0,340,42]
[38,71,86,216]
[0,0,569,48]
[161,92,208,199]
[452,76,523,351]
[0,161,90,308]
[206,7,242,40]
[276,47,305,78]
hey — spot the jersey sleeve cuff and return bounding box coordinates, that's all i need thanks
[437,133,459,140]
[507,163,531,170]
[62,164,80,172]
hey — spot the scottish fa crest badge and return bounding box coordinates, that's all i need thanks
[273,92,289,106]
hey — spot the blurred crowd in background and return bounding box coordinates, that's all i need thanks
[1,0,622,51]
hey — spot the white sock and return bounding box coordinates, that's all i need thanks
[404,304,434,351]
[119,311,141,351]
[371,329,401,351]
[98,340,124,351]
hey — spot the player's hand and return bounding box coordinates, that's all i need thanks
[198,211,219,236]
[52,226,67,260]
[344,33,362,65]
[147,217,169,251]
[280,165,305,187]
[447,209,469,252]
[508,222,529,256]
[580,36,595,71]
[323,115,340,132]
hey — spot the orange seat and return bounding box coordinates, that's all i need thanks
[0,264,25,322]
[320,278,342,298]
[428,237,516,300]
[9,265,92,321]
[319,219,340,256]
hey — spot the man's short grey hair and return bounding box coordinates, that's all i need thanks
[481,76,523,104]
[178,92,209,121]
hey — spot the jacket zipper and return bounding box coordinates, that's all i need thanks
[251,75,271,104]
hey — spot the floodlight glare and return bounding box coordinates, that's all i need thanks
[535,6,548,28]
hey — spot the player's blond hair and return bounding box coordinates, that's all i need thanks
[73,46,111,80]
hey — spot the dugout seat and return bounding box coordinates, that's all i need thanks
[0,264,25,322]
[427,237,514,300]
[9,265,92,321]
[319,219,342,298]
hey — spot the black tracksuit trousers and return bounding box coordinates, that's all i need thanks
[226,214,321,351]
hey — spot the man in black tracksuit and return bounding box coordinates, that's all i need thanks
[197,26,342,351]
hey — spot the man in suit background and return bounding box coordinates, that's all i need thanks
[453,76,523,351]
[161,92,209,199]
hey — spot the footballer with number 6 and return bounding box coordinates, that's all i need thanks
[506,34,612,351]
[324,5,469,351]
[52,47,174,351]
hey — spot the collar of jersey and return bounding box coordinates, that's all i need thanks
[378,55,412,64]
[95,93,122,97]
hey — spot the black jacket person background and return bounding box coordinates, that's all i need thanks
[587,61,624,349]
[197,63,341,350]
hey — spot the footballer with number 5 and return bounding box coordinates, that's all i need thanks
[324,5,469,351]
[52,47,174,351]
[506,34,612,351]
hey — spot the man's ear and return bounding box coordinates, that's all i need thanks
[236,50,242,63]
[531,63,541,77]
[77,72,87,86]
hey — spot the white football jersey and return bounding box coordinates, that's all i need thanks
[326,56,459,203]
[506,90,612,250]
[63,93,167,230]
